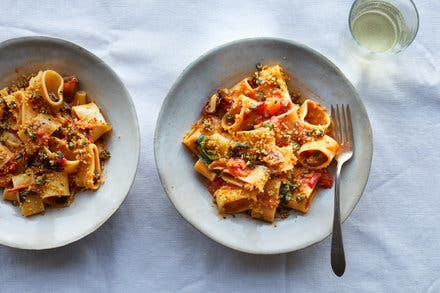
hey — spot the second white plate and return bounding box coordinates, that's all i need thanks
[0,36,140,249]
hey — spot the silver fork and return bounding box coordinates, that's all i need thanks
[330,104,354,277]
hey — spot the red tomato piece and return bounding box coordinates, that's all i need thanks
[63,77,78,98]
[226,158,252,177]
[265,98,283,116]
[9,184,31,193]
[253,103,266,116]
[318,171,334,189]
[301,172,322,188]
[36,127,46,139]
[217,98,233,114]
[57,157,67,167]
[0,158,18,175]
[207,178,224,196]
[0,175,12,188]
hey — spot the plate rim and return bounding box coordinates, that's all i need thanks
[0,35,141,250]
[155,37,373,254]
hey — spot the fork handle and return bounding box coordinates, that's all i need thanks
[331,164,346,277]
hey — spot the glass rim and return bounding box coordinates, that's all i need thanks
[348,0,420,54]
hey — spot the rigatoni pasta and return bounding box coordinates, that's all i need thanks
[0,69,112,217]
[182,64,339,223]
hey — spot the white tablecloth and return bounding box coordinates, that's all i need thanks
[1,1,439,292]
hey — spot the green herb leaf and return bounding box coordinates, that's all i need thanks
[99,150,112,160]
[226,114,235,124]
[279,183,293,204]
[291,141,301,151]
[195,134,205,146]
[257,91,265,101]
[198,152,212,166]
[202,119,212,130]
[280,181,302,205]
[311,129,324,137]
[296,194,306,203]
[195,134,218,165]
[263,122,274,130]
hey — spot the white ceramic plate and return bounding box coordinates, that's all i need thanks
[0,36,140,249]
[155,38,372,254]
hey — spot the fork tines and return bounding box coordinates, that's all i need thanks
[331,104,353,146]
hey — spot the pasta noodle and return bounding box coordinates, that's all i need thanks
[75,143,102,189]
[0,70,112,217]
[215,185,258,214]
[73,90,87,106]
[41,70,64,107]
[298,99,331,131]
[1,132,23,149]
[194,159,217,182]
[251,178,281,222]
[72,102,112,141]
[297,135,339,169]
[0,143,14,169]
[182,64,339,222]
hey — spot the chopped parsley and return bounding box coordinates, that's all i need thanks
[18,189,38,203]
[291,141,301,151]
[279,181,301,205]
[309,129,324,137]
[296,194,306,203]
[93,170,101,184]
[6,100,17,109]
[0,121,8,132]
[56,152,64,160]
[31,91,42,100]
[24,127,37,140]
[225,114,234,124]
[257,91,265,101]
[67,126,75,136]
[301,169,309,175]
[279,183,293,203]
[60,102,71,113]
[37,150,65,171]
[99,150,112,160]
[263,122,274,130]
[35,174,46,185]
[202,118,212,131]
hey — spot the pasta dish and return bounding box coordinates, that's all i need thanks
[182,65,338,222]
[0,70,112,217]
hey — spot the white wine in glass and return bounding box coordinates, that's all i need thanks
[349,0,419,54]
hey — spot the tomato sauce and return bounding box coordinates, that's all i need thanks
[226,158,252,177]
